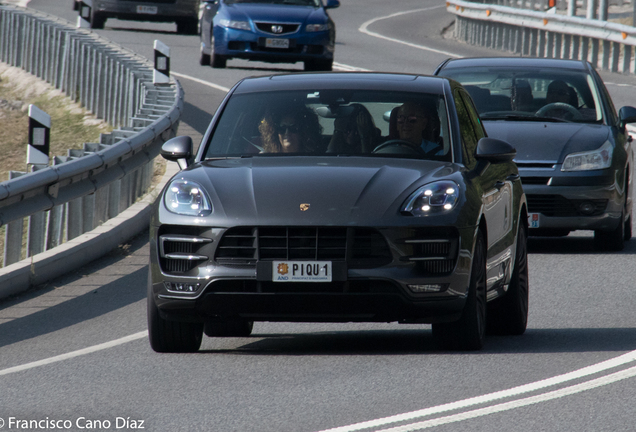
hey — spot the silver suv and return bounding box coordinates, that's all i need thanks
[74,0,200,34]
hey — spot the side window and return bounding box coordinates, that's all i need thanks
[454,89,478,168]
[592,69,617,125]
[459,90,487,141]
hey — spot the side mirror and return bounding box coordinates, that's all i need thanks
[619,106,636,126]
[161,136,193,170]
[475,137,516,163]
[325,0,340,9]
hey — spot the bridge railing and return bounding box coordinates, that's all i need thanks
[0,5,183,268]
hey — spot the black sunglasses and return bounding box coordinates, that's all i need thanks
[396,115,424,125]
[277,123,301,134]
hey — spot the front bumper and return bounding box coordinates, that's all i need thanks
[521,166,624,232]
[208,26,334,63]
[94,0,199,21]
[149,225,475,324]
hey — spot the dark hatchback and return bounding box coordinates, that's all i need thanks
[148,72,528,353]
[435,57,636,251]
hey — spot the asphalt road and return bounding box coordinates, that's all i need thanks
[1,1,636,431]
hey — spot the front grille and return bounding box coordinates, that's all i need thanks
[255,22,300,35]
[515,161,556,169]
[522,176,551,185]
[216,227,391,269]
[527,194,608,217]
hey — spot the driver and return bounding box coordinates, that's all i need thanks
[541,80,580,120]
[546,80,572,105]
[395,102,443,156]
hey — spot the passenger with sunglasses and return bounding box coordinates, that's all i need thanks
[327,103,381,154]
[259,104,323,153]
[393,102,443,157]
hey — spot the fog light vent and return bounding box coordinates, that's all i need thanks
[407,284,448,293]
[578,201,596,215]
[164,281,201,293]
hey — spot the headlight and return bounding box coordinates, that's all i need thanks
[218,19,250,30]
[402,181,460,216]
[164,179,212,216]
[306,23,329,32]
[562,141,613,171]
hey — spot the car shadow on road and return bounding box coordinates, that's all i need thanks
[197,326,636,356]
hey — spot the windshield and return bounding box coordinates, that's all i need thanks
[203,89,452,161]
[441,66,603,124]
[224,0,321,6]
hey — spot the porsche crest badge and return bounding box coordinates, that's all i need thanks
[300,203,310,211]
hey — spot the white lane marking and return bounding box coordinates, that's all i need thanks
[358,6,462,59]
[171,63,369,92]
[334,62,371,72]
[376,365,636,432]
[319,349,636,432]
[0,331,147,377]
[171,71,231,93]
[605,82,636,89]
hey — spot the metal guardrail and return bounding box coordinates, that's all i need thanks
[447,0,636,74]
[0,5,183,267]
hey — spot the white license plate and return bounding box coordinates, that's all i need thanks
[137,5,158,14]
[265,38,289,49]
[528,213,540,228]
[273,261,332,282]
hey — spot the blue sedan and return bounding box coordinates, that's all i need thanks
[200,0,339,71]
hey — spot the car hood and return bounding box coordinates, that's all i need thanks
[174,157,460,226]
[483,121,610,162]
[225,4,323,23]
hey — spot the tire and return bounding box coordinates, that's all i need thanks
[211,53,226,68]
[204,320,254,337]
[199,48,211,66]
[432,230,487,351]
[625,213,632,241]
[177,17,199,35]
[594,209,625,251]
[147,276,203,353]
[73,0,79,11]
[90,12,106,30]
[209,36,227,68]
[487,222,529,335]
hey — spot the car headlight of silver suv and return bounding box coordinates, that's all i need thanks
[562,141,613,171]
[164,179,212,216]
[402,181,460,216]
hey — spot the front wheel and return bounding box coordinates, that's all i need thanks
[432,230,487,350]
[487,221,529,335]
[594,209,625,251]
[147,276,203,353]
